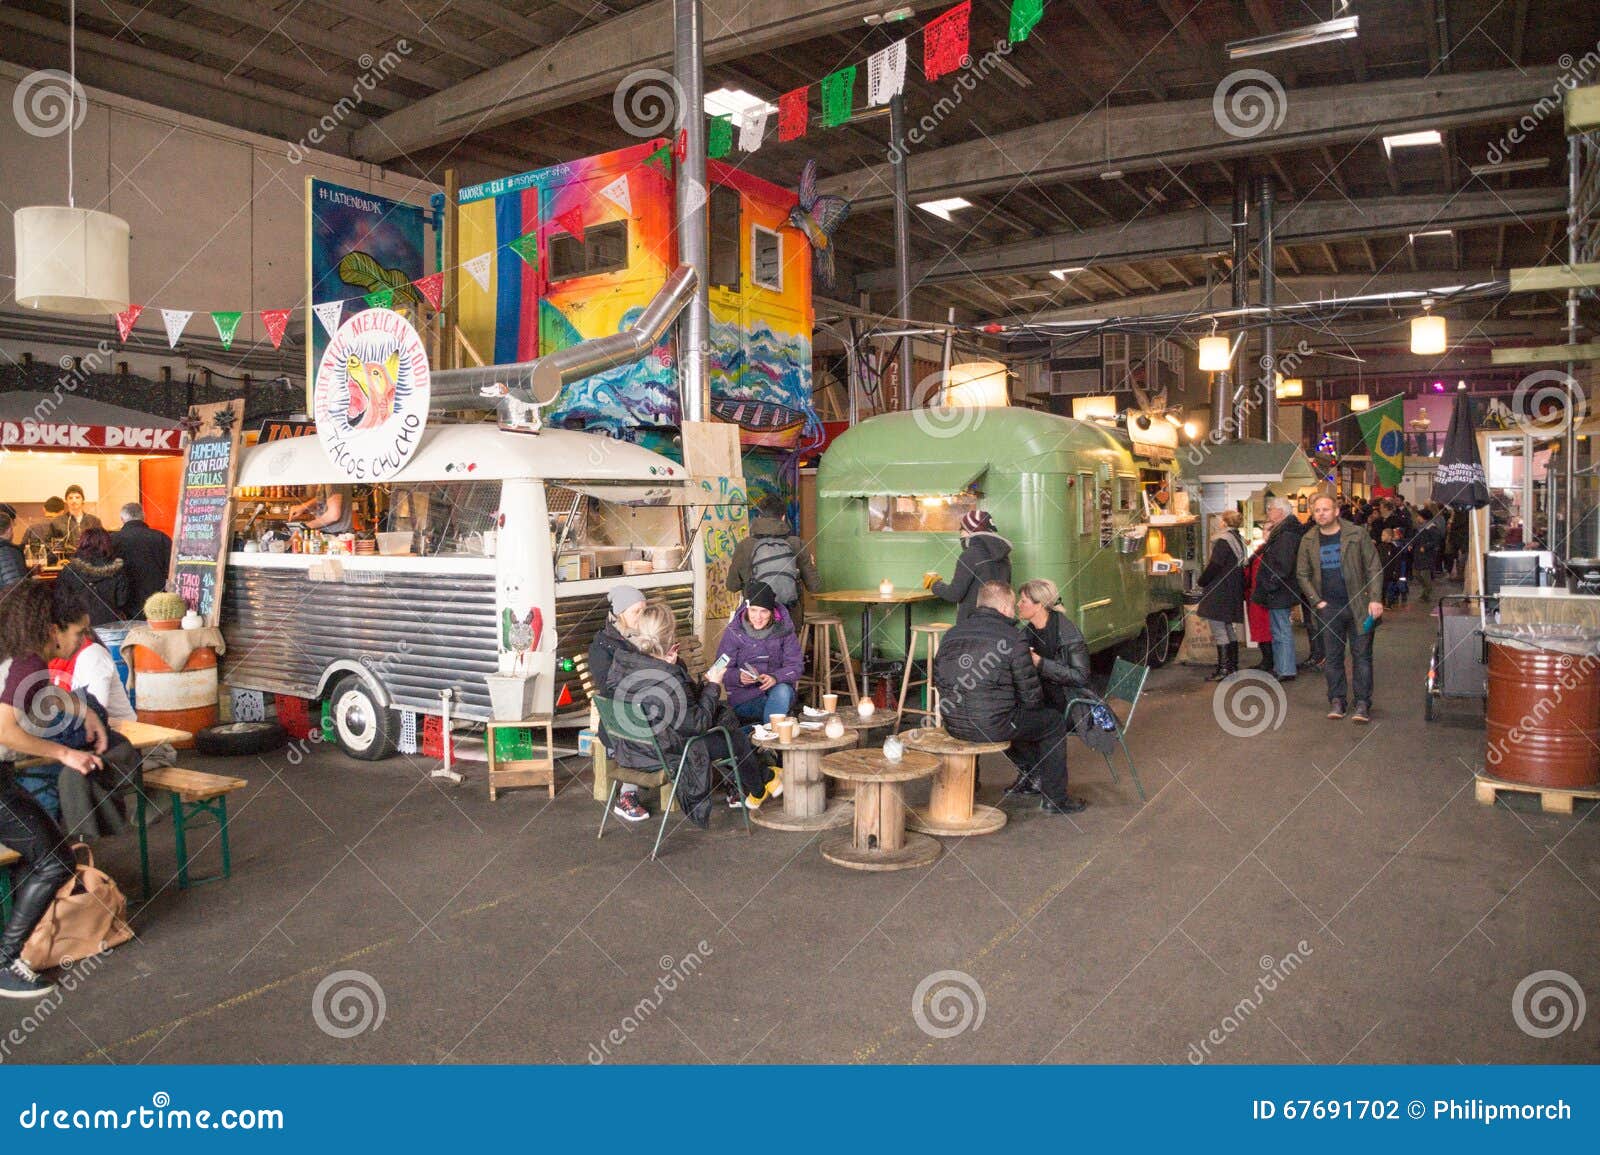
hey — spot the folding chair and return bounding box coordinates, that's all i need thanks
[592,696,751,859]
[1066,657,1148,802]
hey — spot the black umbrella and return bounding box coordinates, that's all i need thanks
[1431,392,1489,508]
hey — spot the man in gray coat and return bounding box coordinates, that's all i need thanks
[1296,494,1386,723]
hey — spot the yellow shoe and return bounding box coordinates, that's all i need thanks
[743,791,765,810]
[766,769,783,799]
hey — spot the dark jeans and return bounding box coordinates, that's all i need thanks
[1316,604,1374,708]
[0,774,75,964]
[1006,705,1071,805]
[710,702,771,798]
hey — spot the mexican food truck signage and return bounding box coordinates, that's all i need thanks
[313,307,430,482]
[169,400,245,626]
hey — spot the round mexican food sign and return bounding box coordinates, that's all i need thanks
[314,307,430,481]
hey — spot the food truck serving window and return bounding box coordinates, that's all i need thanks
[866,493,980,534]
[548,483,689,580]
[549,220,629,282]
[379,480,503,556]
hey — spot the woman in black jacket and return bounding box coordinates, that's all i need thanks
[603,602,773,827]
[55,528,128,626]
[1017,579,1115,758]
[1197,510,1247,681]
[927,509,1013,622]
[1250,497,1308,681]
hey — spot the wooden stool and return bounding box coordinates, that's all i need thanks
[820,748,941,871]
[895,622,951,730]
[751,729,857,831]
[138,766,248,896]
[800,614,860,708]
[485,715,556,801]
[900,727,1010,836]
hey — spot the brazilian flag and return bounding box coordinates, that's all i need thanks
[1356,395,1405,490]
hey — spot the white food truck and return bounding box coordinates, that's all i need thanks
[224,423,704,759]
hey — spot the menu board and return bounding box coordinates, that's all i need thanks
[168,400,244,626]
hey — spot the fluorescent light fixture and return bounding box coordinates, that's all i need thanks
[1349,394,1370,412]
[1408,229,1454,243]
[1468,157,1548,177]
[1164,412,1183,427]
[704,87,776,123]
[917,197,971,221]
[1099,170,1123,181]
[863,6,913,24]
[1382,129,1442,156]
[1226,15,1358,59]
[1050,267,1087,280]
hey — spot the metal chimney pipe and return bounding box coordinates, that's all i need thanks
[1213,165,1249,440]
[1259,174,1277,442]
[674,0,710,423]
[890,93,914,410]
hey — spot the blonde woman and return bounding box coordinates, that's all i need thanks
[603,601,776,825]
[1197,509,1247,681]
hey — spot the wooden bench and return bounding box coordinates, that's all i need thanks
[138,766,248,897]
[0,844,17,923]
[576,636,707,804]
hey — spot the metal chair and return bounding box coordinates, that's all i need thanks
[1065,657,1148,802]
[592,696,751,859]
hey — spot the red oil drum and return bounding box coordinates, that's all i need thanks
[1484,640,1600,788]
[131,641,220,734]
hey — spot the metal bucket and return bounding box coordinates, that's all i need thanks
[1485,638,1600,789]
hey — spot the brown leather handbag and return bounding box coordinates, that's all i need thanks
[21,843,134,970]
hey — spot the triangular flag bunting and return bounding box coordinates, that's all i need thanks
[680,176,708,216]
[821,65,856,128]
[1009,0,1043,44]
[868,40,908,107]
[778,86,809,142]
[554,207,585,243]
[211,311,243,350]
[413,272,445,310]
[260,308,292,349]
[597,173,633,216]
[643,144,673,175]
[508,232,540,267]
[115,304,143,343]
[160,308,192,348]
[364,288,394,310]
[924,0,971,81]
[739,106,770,153]
[463,253,492,291]
[707,113,733,159]
[313,299,344,338]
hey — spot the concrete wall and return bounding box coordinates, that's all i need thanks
[0,62,437,379]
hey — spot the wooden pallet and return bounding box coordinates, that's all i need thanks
[1474,773,1600,815]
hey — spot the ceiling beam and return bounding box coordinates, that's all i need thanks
[854,188,1566,289]
[354,0,945,162]
[302,0,498,70]
[821,68,1562,210]
[1066,0,1166,100]
[448,0,587,46]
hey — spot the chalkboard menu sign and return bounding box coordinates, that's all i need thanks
[168,400,244,626]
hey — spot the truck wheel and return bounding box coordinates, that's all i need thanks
[1117,622,1156,667]
[1144,614,1174,668]
[328,677,398,761]
[195,721,287,757]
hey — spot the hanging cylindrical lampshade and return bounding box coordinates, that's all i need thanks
[941,360,1009,407]
[1277,377,1303,398]
[14,206,131,315]
[1349,393,1371,411]
[1071,394,1117,420]
[1410,313,1447,355]
[1197,335,1232,372]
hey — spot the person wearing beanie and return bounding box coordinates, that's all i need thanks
[588,585,651,823]
[924,508,1013,622]
[726,497,820,631]
[713,580,804,724]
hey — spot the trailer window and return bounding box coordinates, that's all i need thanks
[377,480,503,557]
[548,484,688,580]
[866,493,979,534]
[1078,472,1094,534]
[548,220,629,282]
[751,226,782,291]
[1117,475,1139,513]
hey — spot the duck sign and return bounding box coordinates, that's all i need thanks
[314,307,430,481]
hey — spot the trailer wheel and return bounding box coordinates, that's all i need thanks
[328,677,398,761]
[1144,614,1174,668]
[194,721,287,757]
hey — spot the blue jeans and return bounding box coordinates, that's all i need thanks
[1268,607,1297,676]
[1316,604,1374,708]
[732,682,796,724]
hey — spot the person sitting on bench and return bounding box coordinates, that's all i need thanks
[713,582,803,725]
[933,581,1086,815]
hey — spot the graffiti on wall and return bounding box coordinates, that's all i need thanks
[697,473,747,625]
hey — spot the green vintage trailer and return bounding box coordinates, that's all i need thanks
[815,408,1192,664]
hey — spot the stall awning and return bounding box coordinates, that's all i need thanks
[819,463,986,497]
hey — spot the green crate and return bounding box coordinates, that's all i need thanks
[492,726,537,762]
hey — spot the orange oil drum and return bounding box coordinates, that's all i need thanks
[131,640,219,735]
[1484,641,1600,789]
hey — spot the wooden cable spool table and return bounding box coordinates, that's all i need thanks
[828,711,896,799]
[750,728,858,831]
[900,727,1010,837]
[820,747,941,871]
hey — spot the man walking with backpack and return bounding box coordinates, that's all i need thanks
[728,497,820,630]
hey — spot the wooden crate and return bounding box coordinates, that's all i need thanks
[1474,773,1600,815]
[485,716,555,801]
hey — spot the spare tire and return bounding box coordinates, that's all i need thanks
[195,721,288,757]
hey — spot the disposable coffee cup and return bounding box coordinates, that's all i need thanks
[776,718,797,742]
[822,693,838,713]
[770,713,786,728]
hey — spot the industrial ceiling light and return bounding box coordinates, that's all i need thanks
[1225,14,1358,59]
[863,7,913,24]
[917,197,971,221]
[1382,129,1443,156]
[704,87,777,124]
[13,0,131,315]
[1349,393,1371,412]
[1198,322,1233,372]
[1468,157,1548,177]
[1408,229,1454,243]
[942,360,1009,408]
[1411,303,1448,355]
[1163,412,1183,427]
[1049,267,1086,280]
[1277,377,1304,399]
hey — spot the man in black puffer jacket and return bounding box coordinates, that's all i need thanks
[933,581,1085,815]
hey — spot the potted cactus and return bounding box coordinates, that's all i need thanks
[144,591,187,632]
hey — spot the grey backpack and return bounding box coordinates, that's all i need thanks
[750,537,800,605]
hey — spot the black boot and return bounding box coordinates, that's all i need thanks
[0,864,69,964]
[1254,646,1274,670]
[1205,645,1228,681]
[1222,642,1240,677]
